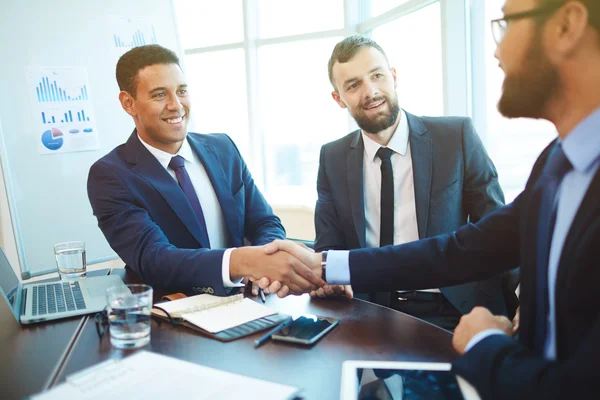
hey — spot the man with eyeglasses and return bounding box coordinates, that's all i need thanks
[266,0,600,397]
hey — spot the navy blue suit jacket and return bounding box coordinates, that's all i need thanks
[87,131,285,295]
[315,111,508,316]
[348,141,600,399]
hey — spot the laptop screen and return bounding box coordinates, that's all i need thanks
[0,245,22,321]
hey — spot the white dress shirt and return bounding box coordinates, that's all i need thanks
[328,110,439,293]
[138,134,241,288]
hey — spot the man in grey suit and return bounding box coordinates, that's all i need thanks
[313,35,508,330]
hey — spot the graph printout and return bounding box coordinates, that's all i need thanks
[108,15,160,59]
[26,67,100,155]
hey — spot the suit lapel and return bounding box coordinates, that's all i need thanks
[187,134,242,247]
[406,112,431,239]
[347,130,367,248]
[125,132,211,248]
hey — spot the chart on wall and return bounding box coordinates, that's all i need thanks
[26,67,99,155]
[108,15,160,60]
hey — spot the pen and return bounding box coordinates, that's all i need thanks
[259,288,266,303]
[254,317,294,348]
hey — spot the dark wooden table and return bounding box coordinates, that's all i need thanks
[53,269,458,400]
[0,284,85,400]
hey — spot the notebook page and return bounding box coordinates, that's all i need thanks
[183,298,276,333]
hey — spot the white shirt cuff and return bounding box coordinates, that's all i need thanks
[325,250,351,285]
[222,248,244,288]
[465,329,507,352]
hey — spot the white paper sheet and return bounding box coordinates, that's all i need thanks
[33,351,300,400]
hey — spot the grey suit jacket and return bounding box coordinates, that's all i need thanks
[314,110,508,315]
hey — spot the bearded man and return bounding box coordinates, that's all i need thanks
[311,35,510,331]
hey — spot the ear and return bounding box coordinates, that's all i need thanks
[331,90,347,109]
[549,2,589,59]
[391,67,398,88]
[119,91,137,117]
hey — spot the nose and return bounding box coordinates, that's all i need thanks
[362,81,378,99]
[166,93,183,111]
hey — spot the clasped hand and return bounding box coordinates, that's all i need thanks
[246,240,352,299]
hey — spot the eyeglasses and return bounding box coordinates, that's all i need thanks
[491,2,565,44]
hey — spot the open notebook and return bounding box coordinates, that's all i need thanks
[152,293,289,341]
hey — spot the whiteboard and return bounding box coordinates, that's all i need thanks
[0,0,182,277]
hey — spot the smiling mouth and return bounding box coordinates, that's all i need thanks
[363,100,385,110]
[164,112,186,124]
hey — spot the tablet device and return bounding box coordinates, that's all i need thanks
[340,360,481,400]
[271,315,339,345]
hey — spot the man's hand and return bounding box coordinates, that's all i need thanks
[310,284,353,299]
[512,306,520,335]
[230,245,325,295]
[452,307,513,355]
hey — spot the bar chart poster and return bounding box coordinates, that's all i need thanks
[108,15,160,59]
[26,67,99,155]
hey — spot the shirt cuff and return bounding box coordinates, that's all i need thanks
[325,250,350,285]
[465,329,507,352]
[222,248,244,288]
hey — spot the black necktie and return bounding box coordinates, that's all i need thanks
[169,155,211,248]
[377,147,395,247]
[534,144,572,354]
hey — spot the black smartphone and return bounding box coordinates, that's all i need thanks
[271,315,339,345]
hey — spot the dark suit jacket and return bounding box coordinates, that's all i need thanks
[315,111,507,315]
[87,131,285,295]
[348,141,600,399]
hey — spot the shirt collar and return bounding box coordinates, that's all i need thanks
[362,109,409,162]
[137,133,196,170]
[561,107,600,173]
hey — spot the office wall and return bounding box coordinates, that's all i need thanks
[0,0,181,277]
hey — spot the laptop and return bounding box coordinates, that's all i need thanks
[0,245,126,324]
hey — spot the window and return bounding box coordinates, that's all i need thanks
[174,0,451,208]
[257,37,346,205]
[257,0,344,39]
[173,0,244,48]
[483,0,556,202]
[184,50,250,159]
[371,2,443,116]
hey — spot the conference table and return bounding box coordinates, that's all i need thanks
[1,268,458,400]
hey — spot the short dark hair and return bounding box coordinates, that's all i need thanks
[327,35,389,90]
[116,44,181,97]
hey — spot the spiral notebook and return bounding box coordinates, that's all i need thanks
[152,293,289,341]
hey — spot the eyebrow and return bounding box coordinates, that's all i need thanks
[148,84,188,94]
[342,67,384,87]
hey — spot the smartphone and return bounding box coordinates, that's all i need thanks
[271,315,339,345]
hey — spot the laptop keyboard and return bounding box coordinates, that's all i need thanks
[31,281,87,316]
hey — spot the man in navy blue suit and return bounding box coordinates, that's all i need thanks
[87,45,324,296]
[267,0,600,397]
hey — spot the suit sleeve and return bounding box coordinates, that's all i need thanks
[461,118,505,221]
[223,135,286,246]
[453,317,600,400]
[314,145,347,252]
[87,161,226,295]
[348,193,522,292]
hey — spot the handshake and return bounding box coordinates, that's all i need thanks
[229,240,353,299]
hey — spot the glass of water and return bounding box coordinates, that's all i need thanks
[54,241,86,280]
[106,284,153,349]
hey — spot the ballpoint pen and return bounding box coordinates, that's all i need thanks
[254,317,294,348]
[259,288,266,303]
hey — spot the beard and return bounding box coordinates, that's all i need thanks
[498,29,559,119]
[351,93,400,134]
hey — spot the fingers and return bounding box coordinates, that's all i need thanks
[277,285,290,298]
[344,285,354,299]
[268,281,282,295]
[252,277,270,295]
[288,255,325,289]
